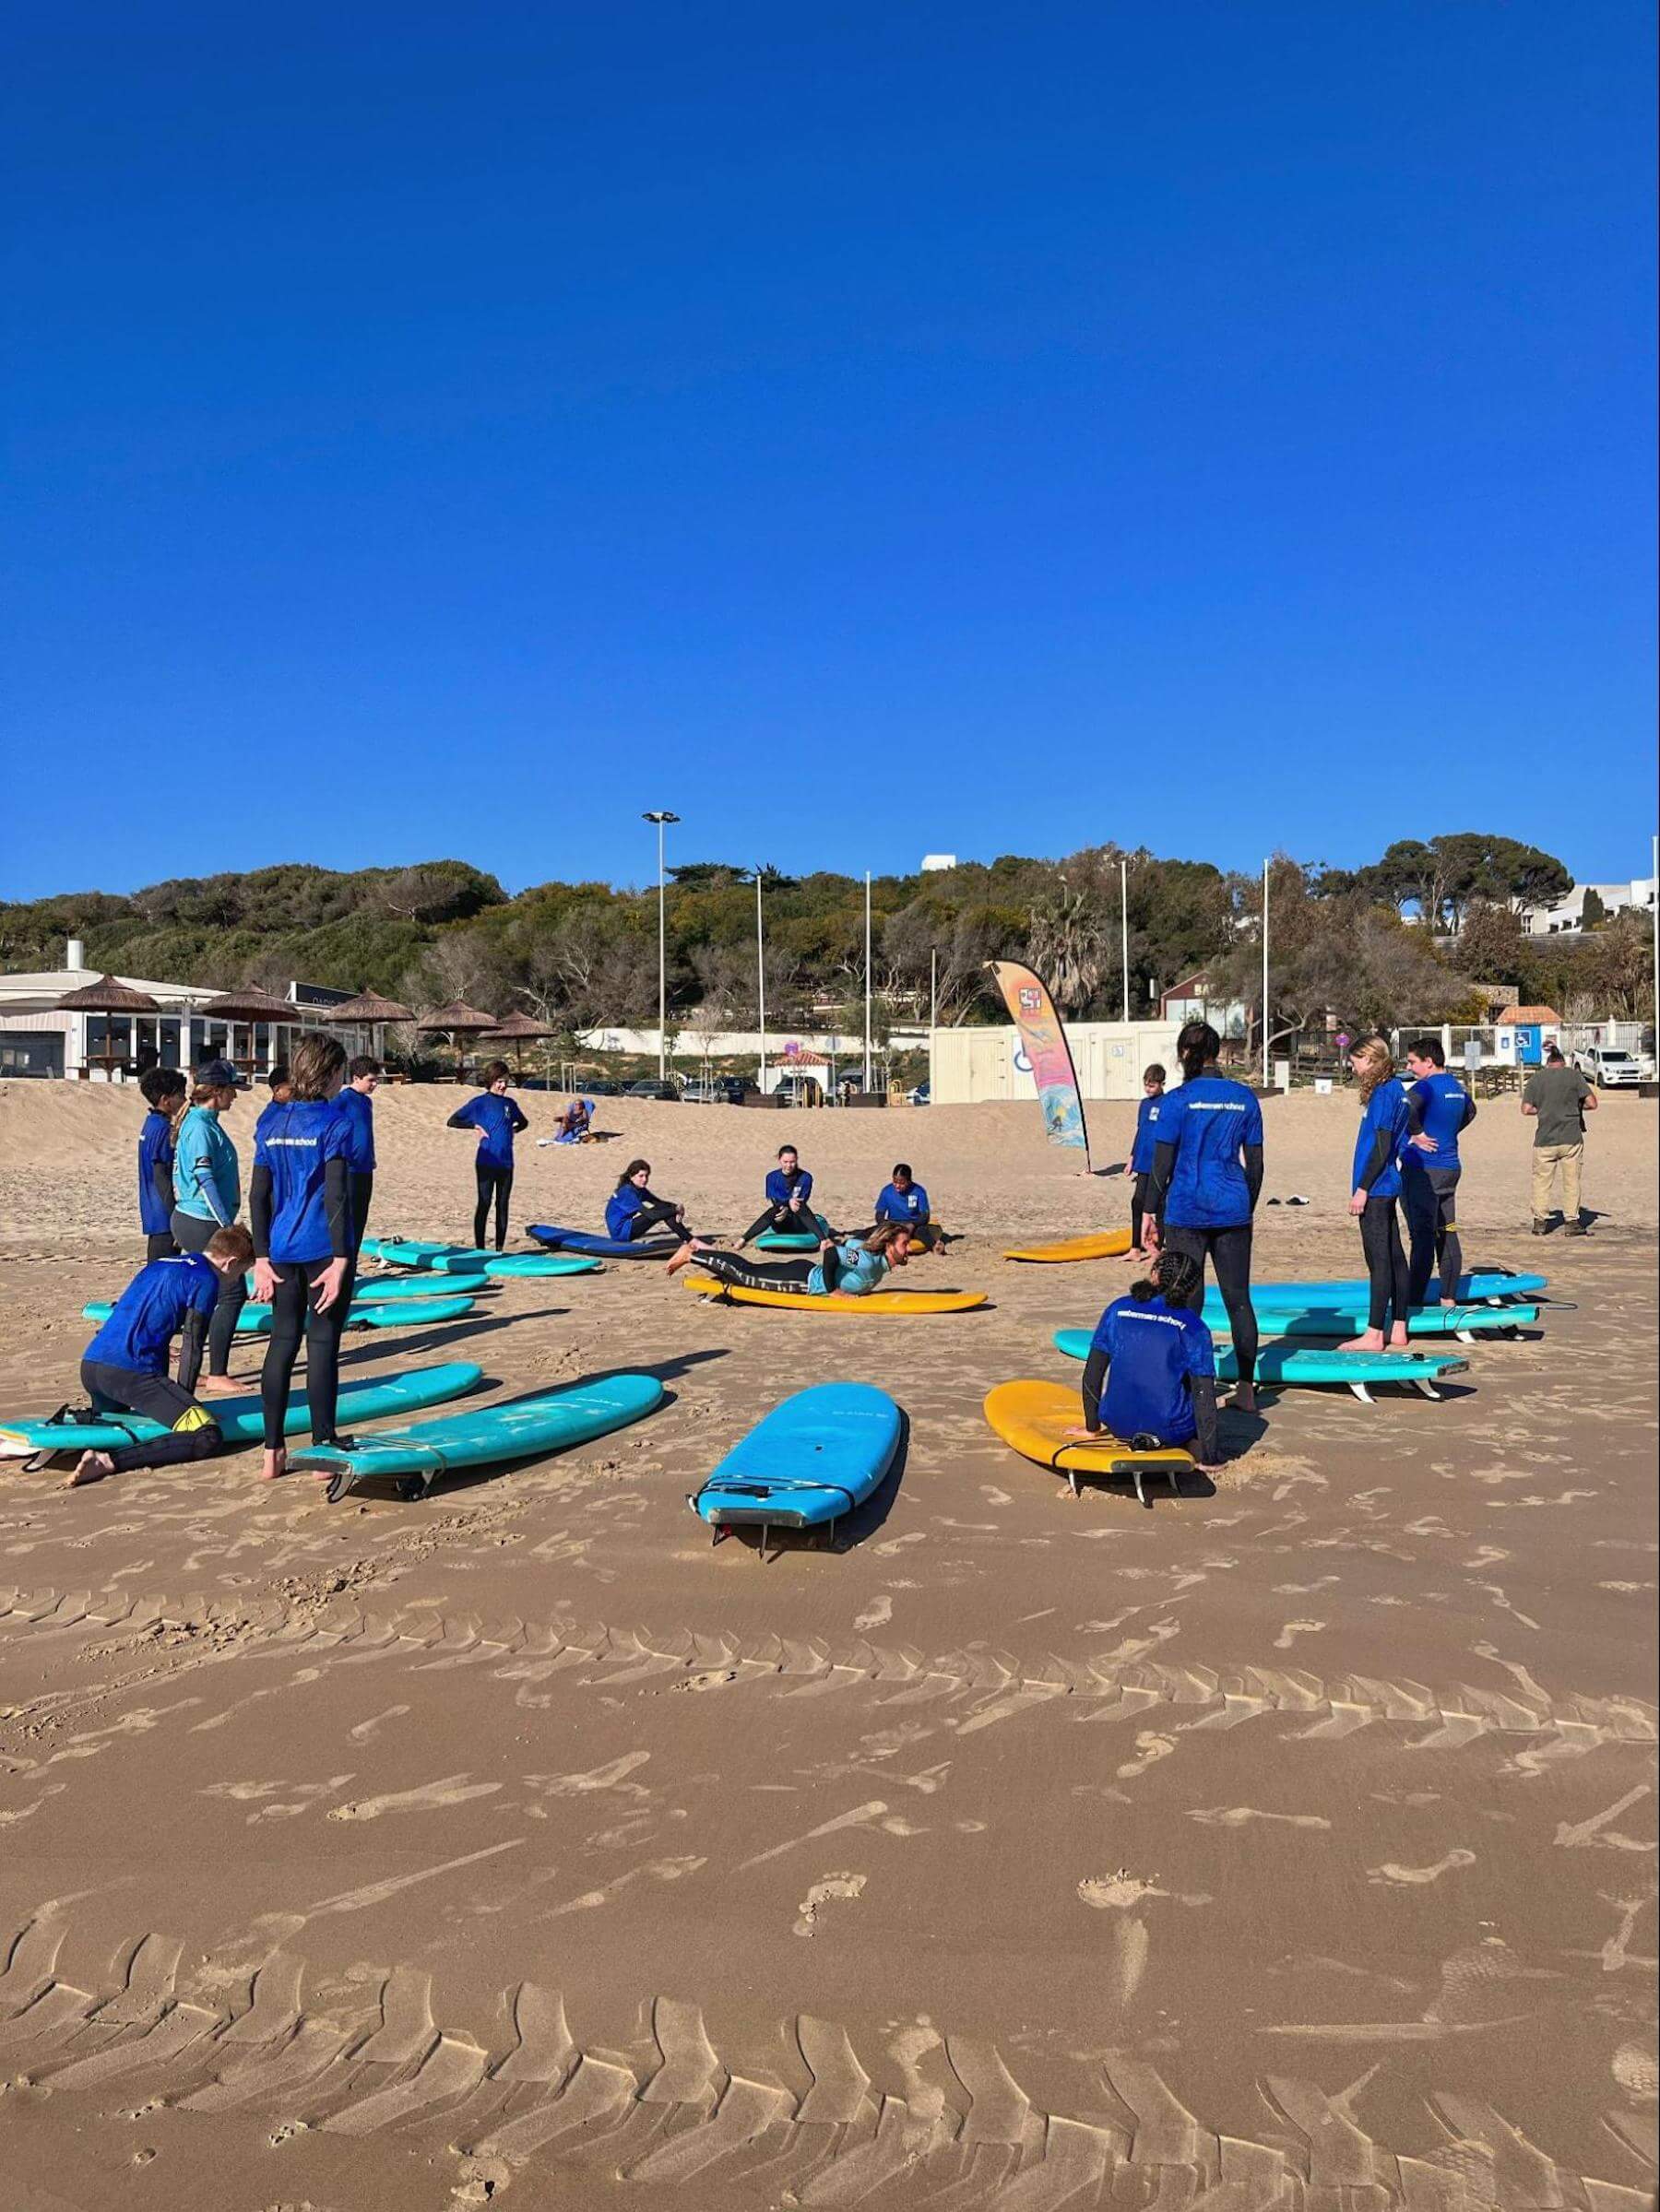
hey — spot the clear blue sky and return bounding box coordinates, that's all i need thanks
[6,2,1654,901]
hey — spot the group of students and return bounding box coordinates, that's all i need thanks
[72,1038,385,1487]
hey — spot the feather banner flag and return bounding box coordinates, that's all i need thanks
[987,961,1091,1171]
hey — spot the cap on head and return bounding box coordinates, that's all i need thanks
[197,1059,239,1089]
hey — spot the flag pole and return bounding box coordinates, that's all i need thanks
[1262,858,1271,1088]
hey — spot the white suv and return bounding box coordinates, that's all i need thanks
[1572,1046,1652,1088]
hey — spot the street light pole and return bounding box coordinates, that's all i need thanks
[863,870,872,1093]
[755,866,767,1096]
[1262,857,1271,1089]
[1120,858,1131,1022]
[642,810,680,1083]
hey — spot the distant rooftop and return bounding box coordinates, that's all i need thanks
[920,854,957,873]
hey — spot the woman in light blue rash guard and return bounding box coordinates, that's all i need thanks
[670,1220,919,1295]
[168,1059,247,1391]
[1342,1036,1413,1352]
[1144,1023,1263,1412]
[447,1060,529,1250]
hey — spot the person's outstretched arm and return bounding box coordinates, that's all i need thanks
[1243,1142,1264,1209]
[1188,1376,1220,1466]
[1080,1345,1109,1433]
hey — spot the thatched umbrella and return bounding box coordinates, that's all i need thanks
[196,985,299,1081]
[328,988,416,1069]
[418,1000,500,1082]
[54,973,161,1081]
[481,1008,557,1079]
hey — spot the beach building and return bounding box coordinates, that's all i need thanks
[931,1019,1179,1105]
[0,941,382,1081]
[1522,875,1657,937]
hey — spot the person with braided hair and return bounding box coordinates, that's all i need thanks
[1067,1248,1222,1472]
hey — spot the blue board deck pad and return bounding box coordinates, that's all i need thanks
[687,1382,902,1557]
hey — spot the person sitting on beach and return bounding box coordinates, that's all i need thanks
[872,1164,943,1248]
[1065,1248,1221,1471]
[446,1060,529,1251]
[670,1221,917,1296]
[137,1066,186,1260]
[733,1145,828,1248]
[551,1097,594,1144]
[605,1159,710,1248]
[1126,1064,1167,1260]
[68,1224,256,1490]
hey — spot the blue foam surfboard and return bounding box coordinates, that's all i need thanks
[1198,1297,1538,1340]
[370,1241,599,1277]
[1052,1330,1468,1395]
[329,1270,492,1299]
[755,1230,823,1251]
[528,1222,682,1260]
[1245,1271,1547,1308]
[687,1382,902,1539]
[83,1295,478,1335]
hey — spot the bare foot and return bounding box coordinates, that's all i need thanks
[1336,1332,1386,1354]
[197,1374,242,1399]
[1386,1328,1411,1352]
[664,1243,698,1277]
[1061,1425,1099,1442]
[1227,1384,1258,1414]
[261,1447,288,1482]
[66,1449,114,1489]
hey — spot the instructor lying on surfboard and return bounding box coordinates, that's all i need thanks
[1065,1249,1222,1473]
[669,1221,919,1296]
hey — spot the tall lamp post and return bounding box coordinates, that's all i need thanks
[643,810,680,1083]
[754,865,767,1096]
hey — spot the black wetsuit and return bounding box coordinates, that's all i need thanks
[171,1211,248,1383]
[1146,1134,1263,1388]
[80,1309,225,1475]
[251,1153,353,1450]
[1354,1119,1410,1335]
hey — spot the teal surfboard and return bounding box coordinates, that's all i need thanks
[370,1241,599,1278]
[360,1237,458,1260]
[332,1270,491,1299]
[291,1373,666,1503]
[1052,1330,1469,1402]
[687,1383,903,1553]
[83,1295,478,1335]
[755,1230,824,1252]
[1199,1297,1538,1341]
[0,1361,484,1462]
[1246,1271,1547,1308]
[481,1253,602,1278]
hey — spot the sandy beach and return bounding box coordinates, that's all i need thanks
[0,1080,1654,2211]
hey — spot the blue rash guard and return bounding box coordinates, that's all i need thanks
[765,1165,814,1209]
[172,1106,241,1225]
[1089,1293,1216,1446]
[254,1099,353,1263]
[334,1085,375,1173]
[1352,1078,1411,1201]
[1405,1071,1474,1174]
[451,1092,528,1170]
[137,1110,176,1235]
[808,1239,891,1297]
[873,1180,930,1226]
[1156,1077,1263,1230]
[1130,1094,1167,1176]
[605,1185,653,1241]
[86,1254,219,1376]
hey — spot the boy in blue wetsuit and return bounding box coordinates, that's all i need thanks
[447,1061,529,1250]
[1401,1036,1476,1306]
[137,1067,185,1260]
[251,1034,355,1482]
[735,1145,829,1248]
[335,1055,380,1286]
[1126,1063,1167,1259]
[1343,1037,1413,1351]
[69,1224,256,1488]
[1066,1248,1221,1468]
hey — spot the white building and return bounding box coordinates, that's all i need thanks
[1523,876,1656,937]
[919,854,957,873]
[931,1020,1180,1105]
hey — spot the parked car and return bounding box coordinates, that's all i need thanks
[624,1079,681,1101]
[682,1076,749,1104]
[1571,1046,1652,1088]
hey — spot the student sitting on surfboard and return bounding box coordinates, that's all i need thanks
[1126,1063,1167,1260]
[1066,1249,1221,1470]
[137,1066,186,1260]
[606,1160,711,1249]
[870,1165,943,1249]
[670,1221,917,1296]
[66,1224,255,1490]
[734,1145,829,1248]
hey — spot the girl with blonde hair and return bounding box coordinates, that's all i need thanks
[1344,1035,1413,1351]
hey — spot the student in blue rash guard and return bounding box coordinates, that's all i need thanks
[1401,1036,1476,1307]
[447,1061,529,1250]
[1342,1037,1413,1352]
[1066,1249,1221,1468]
[670,1220,919,1295]
[335,1055,381,1295]
[735,1146,829,1248]
[870,1165,943,1249]
[68,1224,255,1489]
[1144,1022,1263,1411]
[604,1159,709,1250]
[169,1059,248,1391]
[137,1067,186,1260]
[1125,1063,1168,1259]
[250,1035,354,1482]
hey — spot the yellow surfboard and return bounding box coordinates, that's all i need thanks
[683,1276,987,1317]
[1002,1229,1133,1263]
[982,1379,1194,1505]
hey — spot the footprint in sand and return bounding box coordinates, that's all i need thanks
[328,1773,504,1821]
[855,1595,894,1631]
[1190,1806,1332,1829]
[1274,1619,1325,1650]
[794,1870,867,1937]
[1116,1732,1177,1780]
[1076,1870,1163,1910]
[1370,1849,1476,1887]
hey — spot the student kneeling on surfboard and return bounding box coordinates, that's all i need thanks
[1066,1251,1222,1472]
[734,1145,829,1248]
[67,1224,256,1490]
[670,1221,917,1295]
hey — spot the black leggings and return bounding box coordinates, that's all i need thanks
[696,1251,828,1294]
[1358,1195,1410,1334]
[473,1165,514,1251]
[80,1358,224,1475]
[741,1204,827,1243]
[145,1230,178,1262]
[626,1197,691,1242]
[1163,1223,1258,1388]
[1403,1167,1461,1306]
[344,1170,374,1305]
[1130,1173,1154,1252]
[261,1260,347,1449]
[171,1209,247,1380]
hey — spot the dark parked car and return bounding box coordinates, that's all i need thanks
[624,1079,681,1101]
[682,1076,749,1104]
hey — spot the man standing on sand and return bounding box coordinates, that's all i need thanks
[1522,1045,1595,1236]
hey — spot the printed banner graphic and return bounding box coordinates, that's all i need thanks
[989,961,1091,1168]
